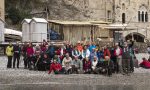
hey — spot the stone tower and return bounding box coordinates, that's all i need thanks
[0,0,4,20]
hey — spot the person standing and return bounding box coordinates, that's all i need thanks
[13,42,21,68]
[22,42,28,69]
[103,45,111,59]
[122,42,131,74]
[88,42,96,52]
[6,42,14,68]
[76,41,83,52]
[26,43,34,69]
[114,43,123,74]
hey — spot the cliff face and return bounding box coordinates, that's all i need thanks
[6,0,110,29]
[47,0,91,21]
[6,0,93,23]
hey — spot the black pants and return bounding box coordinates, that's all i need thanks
[112,58,119,73]
[23,55,28,68]
[13,55,20,68]
[97,61,113,76]
[71,65,79,74]
[130,57,134,72]
[7,56,13,68]
[27,56,32,69]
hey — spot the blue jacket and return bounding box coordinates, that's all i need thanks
[89,45,96,52]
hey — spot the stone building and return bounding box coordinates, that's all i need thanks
[113,0,150,42]
[0,0,4,21]
[0,0,4,42]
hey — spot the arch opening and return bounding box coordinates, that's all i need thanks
[125,33,145,42]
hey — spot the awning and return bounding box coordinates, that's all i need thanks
[5,28,22,37]
[104,23,137,31]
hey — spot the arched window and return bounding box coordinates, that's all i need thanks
[145,12,148,22]
[138,11,141,22]
[122,13,126,23]
[122,3,125,10]
[142,11,144,22]
[139,5,148,22]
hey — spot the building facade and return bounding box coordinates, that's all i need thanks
[0,0,4,20]
[114,0,150,42]
[0,0,4,42]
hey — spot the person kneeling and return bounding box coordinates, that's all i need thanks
[48,60,64,74]
[140,58,150,69]
[83,57,92,74]
[62,53,72,74]
[36,53,51,71]
[91,56,98,74]
[71,56,83,74]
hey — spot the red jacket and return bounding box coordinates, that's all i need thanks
[26,47,34,57]
[48,63,62,74]
[104,49,111,58]
[140,60,150,68]
[114,48,123,56]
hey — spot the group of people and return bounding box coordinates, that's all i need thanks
[5,40,138,76]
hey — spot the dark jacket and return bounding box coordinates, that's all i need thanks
[13,45,21,56]
[122,47,130,59]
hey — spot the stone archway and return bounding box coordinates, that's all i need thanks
[125,32,145,42]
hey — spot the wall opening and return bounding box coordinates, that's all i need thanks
[125,33,145,42]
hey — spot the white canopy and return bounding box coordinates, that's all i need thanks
[5,28,22,37]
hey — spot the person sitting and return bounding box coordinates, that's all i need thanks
[56,45,67,62]
[71,56,83,74]
[62,53,72,74]
[83,57,92,74]
[140,58,150,69]
[91,56,98,74]
[48,59,64,74]
[90,48,98,62]
[36,53,51,71]
[53,55,61,64]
